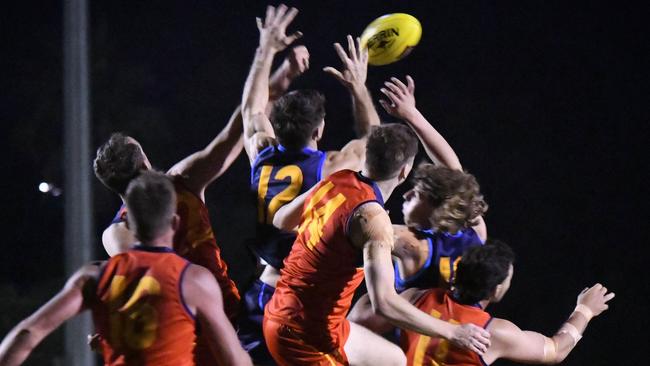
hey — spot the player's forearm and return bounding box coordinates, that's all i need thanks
[269,60,296,101]
[0,324,44,366]
[242,47,276,131]
[350,85,381,137]
[373,291,453,340]
[402,109,462,170]
[548,310,590,363]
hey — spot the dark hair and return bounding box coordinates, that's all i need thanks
[413,164,487,233]
[94,133,147,194]
[454,239,515,305]
[270,89,326,149]
[125,170,176,243]
[365,124,419,180]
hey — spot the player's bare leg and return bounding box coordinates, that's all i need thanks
[344,321,406,366]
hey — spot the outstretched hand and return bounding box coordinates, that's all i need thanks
[378,75,417,120]
[450,323,491,355]
[283,45,310,78]
[577,283,615,317]
[323,35,369,92]
[256,4,302,53]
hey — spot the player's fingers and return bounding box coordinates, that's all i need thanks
[472,339,488,355]
[390,77,409,93]
[406,75,415,93]
[378,98,391,111]
[332,42,351,65]
[284,31,303,46]
[279,7,299,29]
[256,17,263,31]
[384,81,403,97]
[581,287,589,294]
[303,56,309,71]
[604,292,615,301]
[356,37,363,60]
[380,88,399,105]
[323,67,344,81]
[347,35,358,62]
[265,5,275,26]
[273,4,288,26]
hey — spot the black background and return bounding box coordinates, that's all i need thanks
[1,0,646,364]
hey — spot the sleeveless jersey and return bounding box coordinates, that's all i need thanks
[250,144,326,269]
[266,169,383,350]
[109,176,240,321]
[401,289,491,366]
[91,246,195,366]
[395,228,484,292]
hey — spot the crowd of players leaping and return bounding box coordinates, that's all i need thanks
[0,5,614,366]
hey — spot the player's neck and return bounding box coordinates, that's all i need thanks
[478,299,490,309]
[140,229,175,249]
[361,168,400,201]
[306,139,318,150]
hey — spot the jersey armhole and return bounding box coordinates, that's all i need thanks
[178,262,197,321]
[250,145,276,184]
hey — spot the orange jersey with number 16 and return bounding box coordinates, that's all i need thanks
[266,170,384,356]
[91,246,196,366]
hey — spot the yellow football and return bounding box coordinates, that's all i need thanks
[360,13,422,66]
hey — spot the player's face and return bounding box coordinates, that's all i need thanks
[402,188,434,230]
[493,264,514,302]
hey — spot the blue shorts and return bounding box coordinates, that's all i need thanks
[238,279,276,365]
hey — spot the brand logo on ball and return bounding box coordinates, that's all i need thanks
[367,28,399,50]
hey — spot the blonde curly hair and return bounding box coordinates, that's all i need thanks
[413,164,488,234]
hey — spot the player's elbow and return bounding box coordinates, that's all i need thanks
[370,293,396,320]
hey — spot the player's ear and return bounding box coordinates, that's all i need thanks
[171,214,180,232]
[397,161,413,183]
[312,120,325,142]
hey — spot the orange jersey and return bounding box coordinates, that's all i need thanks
[112,176,240,321]
[266,170,384,354]
[91,246,196,366]
[401,289,491,366]
[171,177,240,320]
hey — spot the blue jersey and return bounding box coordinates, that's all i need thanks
[250,144,326,269]
[395,228,484,292]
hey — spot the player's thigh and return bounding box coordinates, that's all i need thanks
[344,321,406,366]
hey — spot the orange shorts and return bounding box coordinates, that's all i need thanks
[263,317,350,366]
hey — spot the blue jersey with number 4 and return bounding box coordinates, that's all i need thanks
[250,144,326,269]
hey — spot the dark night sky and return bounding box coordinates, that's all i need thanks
[1,1,647,364]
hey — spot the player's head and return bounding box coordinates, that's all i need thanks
[270,89,326,150]
[364,124,419,181]
[453,240,515,305]
[402,164,487,233]
[94,133,152,195]
[124,170,178,244]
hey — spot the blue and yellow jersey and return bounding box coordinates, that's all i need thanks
[395,228,483,292]
[250,144,326,269]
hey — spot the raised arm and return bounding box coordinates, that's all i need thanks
[379,76,462,170]
[0,263,100,366]
[183,265,253,366]
[349,202,490,355]
[324,35,380,137]
[167,106,244,200]
[241,5,302,164]
[484,283,614,364]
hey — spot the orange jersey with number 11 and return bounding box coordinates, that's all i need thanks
[92,246,196,366]
[401,289,492,366]
[266,170,384,353]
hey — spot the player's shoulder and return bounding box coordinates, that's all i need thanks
[486,317,521,341]
[66,261,106,290]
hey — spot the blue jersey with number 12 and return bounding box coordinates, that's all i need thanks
[250,144,326,269]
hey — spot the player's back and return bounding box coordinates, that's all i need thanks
[401,288,491,366]
[266,169,383,347]
[91,245,196,366]
[395,228,483,292]
[109,176,240,320]
[250,144,326,269]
